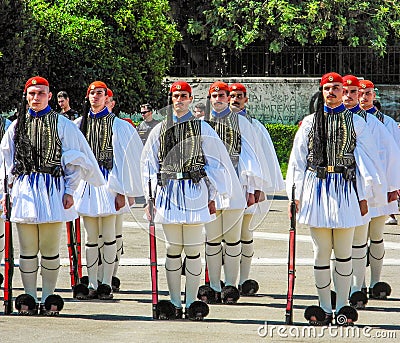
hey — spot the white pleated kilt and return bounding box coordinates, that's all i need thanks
[10,173,77,224]
[74,180,127,217]
[298,170,363,228]
[154,178,212,224]
[369,200,399,218]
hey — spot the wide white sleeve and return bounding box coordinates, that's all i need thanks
[237,115,268,193]
[140,122,162,202]
[201,121,241,204]
[353,115,386,206]
[383,114,400,150]
[108,118,144,197]
[253,119,285,192]
[286,115,312,200]
[368,115,400,192]
[59,116,106,194]
[0,121,17,188]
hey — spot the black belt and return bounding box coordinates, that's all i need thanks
[31,166,64,177]
[157,168,206,186]
[307,165,355,180]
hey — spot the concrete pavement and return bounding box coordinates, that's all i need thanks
[1,192,400,342]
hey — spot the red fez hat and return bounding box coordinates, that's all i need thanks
[107,89,113,97]
[24,76,49,93]
[359,80,375,89]
[170,81,192,94]
[86,81,108,97]
[342,75,360,88]
[229,83,247,93]
[320,72,343,86]
[209,81,229,95]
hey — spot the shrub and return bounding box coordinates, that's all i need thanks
[265,123,299,178]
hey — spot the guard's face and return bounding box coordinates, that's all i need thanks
[342,86,359,108]
[358,88,375,109]
[26,85,52,112]
[229,90,248,112]
[210,91,229,112]
[88,87,108,112]
[322,82,343,108]
[171,91,192,115]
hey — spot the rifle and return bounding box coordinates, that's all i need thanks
[148,176,158,319]
[66,218,83,291]
[3,170,14,315]
[285,182,296,325]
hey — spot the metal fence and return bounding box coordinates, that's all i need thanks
[169,44,400,83]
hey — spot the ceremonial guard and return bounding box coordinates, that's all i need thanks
[228,82,285,295]
[0,76,104,315]
[73,81,143,300]
[287,72,385,326]
[200,81,268,304]
[96,88,124,292]
[358,79,400,299]
[141,80,240,320]
[0,115,12,288]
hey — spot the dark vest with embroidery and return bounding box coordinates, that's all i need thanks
[348,104,367,121]
[366,107,384,123]
[13,110,62,176]
[158,119,205,173]
[208,111,241,167]
[86,112,115,170]
[307,108,357,168]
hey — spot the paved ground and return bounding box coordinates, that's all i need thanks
[1,192,400,342]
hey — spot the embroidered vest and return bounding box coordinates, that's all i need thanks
[158,119,205,173]
[13,110,62,175]
[86,113,115,170]
[208,111,241,167]
[308,109,356,167]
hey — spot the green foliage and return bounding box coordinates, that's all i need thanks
[0,0,53,112]
[265,123,299,178]
[183,0,400,55]
[0,0,180,113]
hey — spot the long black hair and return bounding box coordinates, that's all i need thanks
[204,95,211,121]
[80,97,90,137]
[12,94,34,175]
[311,87,327,167]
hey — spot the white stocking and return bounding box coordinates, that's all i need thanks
[369,216,385,287]
[239,214,254,285]
[351,223,368,294]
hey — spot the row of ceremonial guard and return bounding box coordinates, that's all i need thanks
[287,73,400,326]
[2,73,395,325]
[0,77,284,320]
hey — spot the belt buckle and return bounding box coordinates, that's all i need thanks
[176,172,184,179]
[327,166,334,173]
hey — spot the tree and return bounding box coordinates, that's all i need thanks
[184,0,400,55]
[0,0,52,113]
[0,0,180,113]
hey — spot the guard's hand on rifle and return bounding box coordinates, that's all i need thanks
[247,192,255,207]
[387,190,398,203]
[288,200,300,219]
[144,203,156,221]
[208,200,216,215]
[254,190,265,203]
[359,199,368,216]
[63,194,74,209]
[115,193,126,211]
